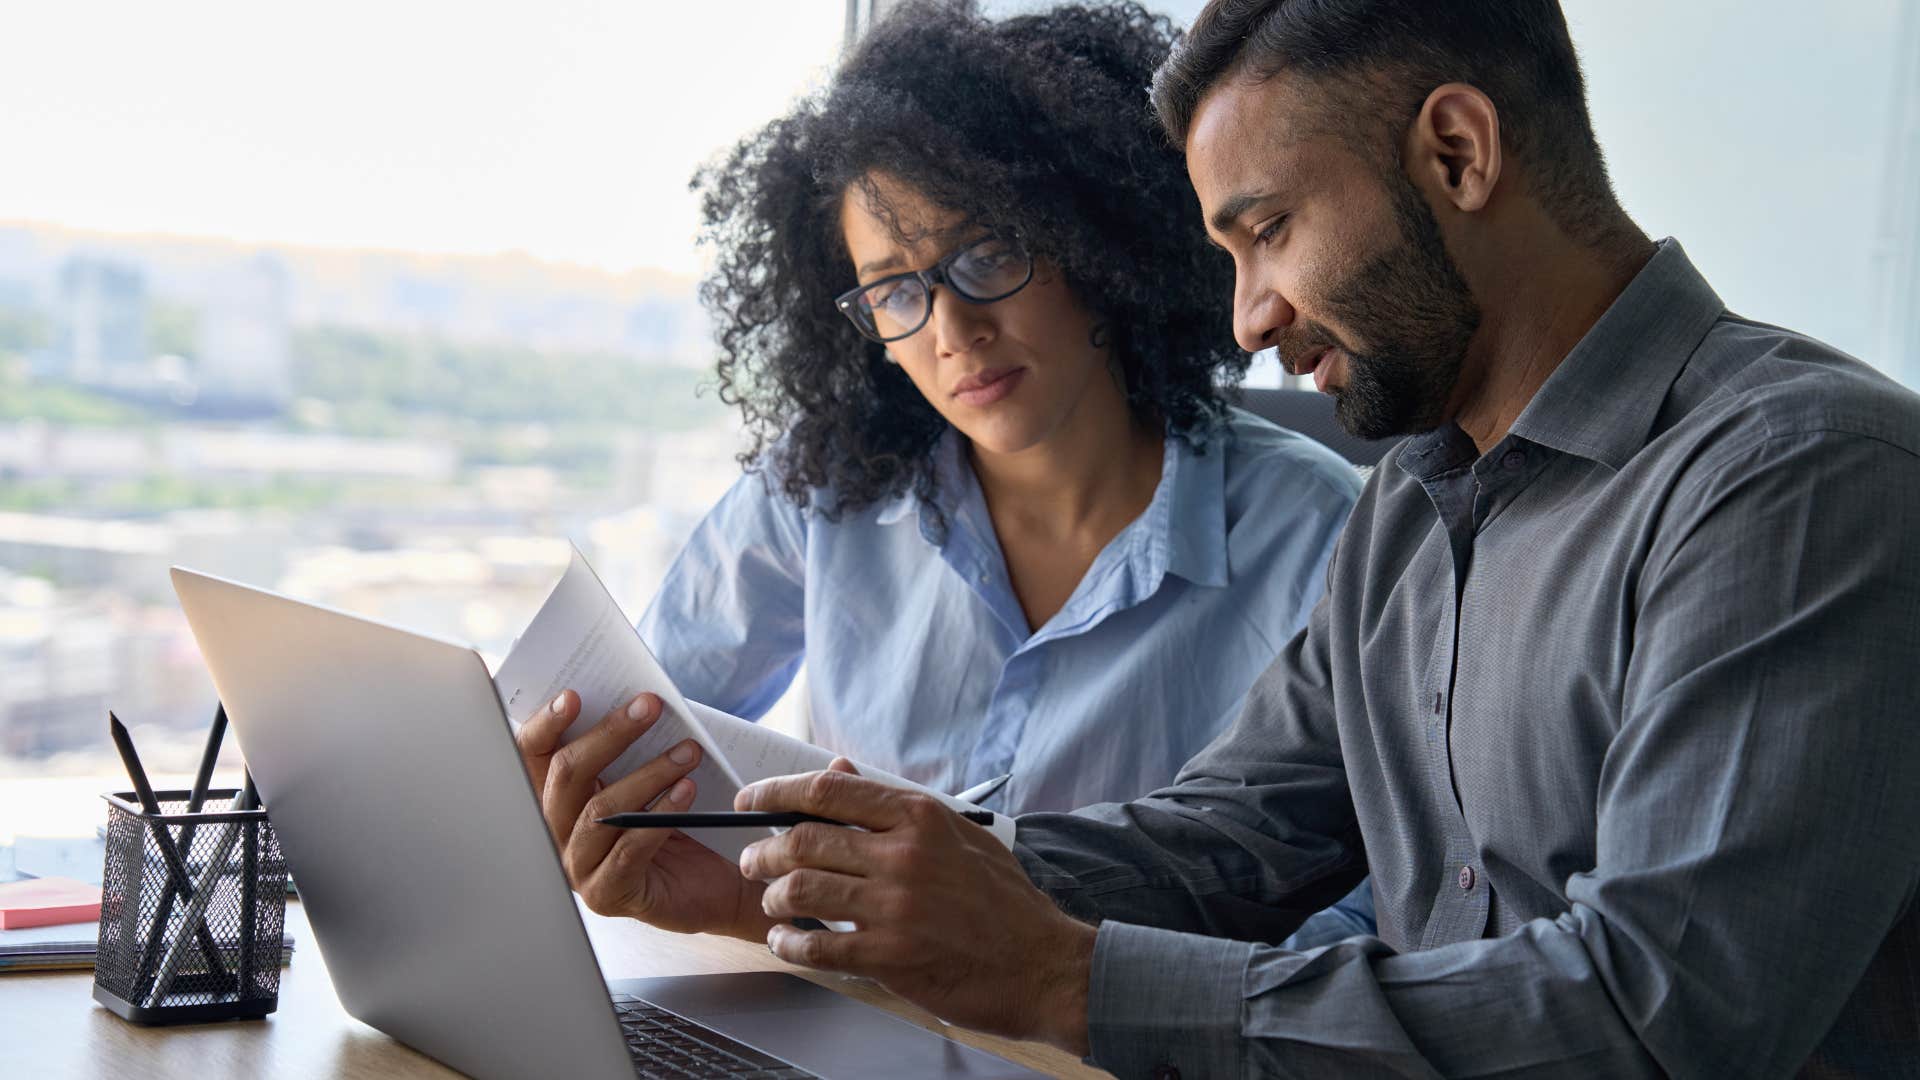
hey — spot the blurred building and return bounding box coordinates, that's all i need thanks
[0,512,170,597]
[0,573,114,757]
[53,256,148,388]
[0,422,456,485]
[610,423,744,513]
[275,538,573,661]
[0,571,211,759]
[195,254,294,413]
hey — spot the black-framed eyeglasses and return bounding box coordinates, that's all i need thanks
[834,235,1035,344]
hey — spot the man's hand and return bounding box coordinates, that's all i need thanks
[514,690,778,942]
[736,765,1095,1054]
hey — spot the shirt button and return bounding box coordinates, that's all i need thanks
[1458,865,1476,891]
[1502,450,1526,470]
[1151,1067,1181,1080]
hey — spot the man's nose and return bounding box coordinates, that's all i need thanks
[930,286,994,356]
[1233,277,1296,355]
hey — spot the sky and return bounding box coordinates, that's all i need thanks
[0,0,844,275]
[2,0,1912,372]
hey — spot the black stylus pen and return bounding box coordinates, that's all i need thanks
[596,809,995,829]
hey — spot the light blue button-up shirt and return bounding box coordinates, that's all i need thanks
[638,408,1361,816]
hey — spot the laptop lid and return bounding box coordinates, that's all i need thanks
[171,566,637,1080]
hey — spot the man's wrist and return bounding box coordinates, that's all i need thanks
[1038,916,1097,1056]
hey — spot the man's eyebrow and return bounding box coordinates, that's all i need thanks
[1208,191,1277,237]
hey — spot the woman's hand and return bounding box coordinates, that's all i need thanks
[514,690,778,941]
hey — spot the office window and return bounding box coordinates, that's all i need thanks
[4,0,1914,844]
[0,1,843,840]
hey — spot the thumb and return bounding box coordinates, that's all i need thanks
[827,756,861,775]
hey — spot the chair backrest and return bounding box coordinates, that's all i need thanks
[1235,387,1396,468]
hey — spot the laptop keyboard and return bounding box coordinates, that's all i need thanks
[612,995,820,1079]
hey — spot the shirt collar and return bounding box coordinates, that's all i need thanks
[1508,238,1724,471]
[1398,239,1724,477]
[875,425,1232,590]
[1159,429,1230,588]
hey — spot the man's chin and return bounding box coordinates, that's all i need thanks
[1330,387,1437,442]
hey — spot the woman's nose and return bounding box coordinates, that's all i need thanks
[929,286,995,356]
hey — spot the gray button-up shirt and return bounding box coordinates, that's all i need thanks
[1015,242,1920,1078]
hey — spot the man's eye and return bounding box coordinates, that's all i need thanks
[1254,215,1290,246]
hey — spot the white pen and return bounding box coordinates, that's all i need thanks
[953,772,1011,805]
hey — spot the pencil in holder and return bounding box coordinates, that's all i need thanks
[93,789,288,1024]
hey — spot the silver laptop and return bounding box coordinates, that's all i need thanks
[171,566,1043,1080]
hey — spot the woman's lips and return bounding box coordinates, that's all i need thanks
[951,366,1026,407]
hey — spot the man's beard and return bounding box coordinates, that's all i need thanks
[1282,176,1481,441]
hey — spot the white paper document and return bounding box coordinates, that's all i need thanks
[491,548,1014,869]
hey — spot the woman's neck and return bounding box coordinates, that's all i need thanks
[968,379,1163,543]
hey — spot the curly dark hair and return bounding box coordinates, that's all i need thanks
[695,0,1242,516]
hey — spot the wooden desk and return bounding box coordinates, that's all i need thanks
[0,902,1107,1079]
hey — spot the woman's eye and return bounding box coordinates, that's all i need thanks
[875,282,920,313]
[961,247,1010,271]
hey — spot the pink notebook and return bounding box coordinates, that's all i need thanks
[0,877,103,930]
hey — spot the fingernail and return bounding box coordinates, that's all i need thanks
[550,693,568,714]
[668,740,696,765]
[627,696,650,722]
[670,778,694,804]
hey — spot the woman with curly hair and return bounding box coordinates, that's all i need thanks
[520,0,1373,945]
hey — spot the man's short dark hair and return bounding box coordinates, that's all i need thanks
[1151,0,1627,248]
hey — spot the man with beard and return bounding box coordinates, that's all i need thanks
[537,1,1920,1074]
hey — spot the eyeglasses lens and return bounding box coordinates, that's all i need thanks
[860,278,930,340]
[948,239,1028,300]
[844,237,1032,342]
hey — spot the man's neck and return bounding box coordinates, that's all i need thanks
[1450,224,1655,455]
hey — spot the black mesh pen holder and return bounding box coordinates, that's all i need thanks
[94,790,288,1024]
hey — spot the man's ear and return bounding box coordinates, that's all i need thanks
[1406,82,1503,214]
